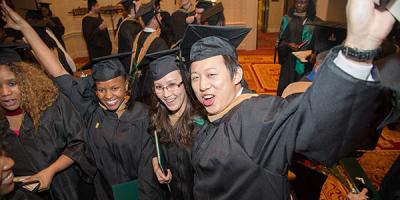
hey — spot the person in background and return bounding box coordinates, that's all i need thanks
[171,0,194,44]
[39,3,65,48]
[82,0,112,61]
[117,0,142,72]
[277,0,318,96]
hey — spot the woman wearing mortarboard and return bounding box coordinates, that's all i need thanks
[143,49,205,200]
[277,0,318,96]
[1,1,165,200]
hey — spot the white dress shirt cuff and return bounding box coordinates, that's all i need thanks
[333,51,375,81]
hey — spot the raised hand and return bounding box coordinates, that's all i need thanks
[345,0,396,50]
[1,0,29,31]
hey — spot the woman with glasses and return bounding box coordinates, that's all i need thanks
[146,50,204,200]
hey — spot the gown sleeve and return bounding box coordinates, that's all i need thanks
[137,109,166,200]
[53,74,98,121]
[54,94,97,181]
[232,46,393,174]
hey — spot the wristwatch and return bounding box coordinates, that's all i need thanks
[342,46,378,61]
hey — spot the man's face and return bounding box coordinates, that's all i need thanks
[195,8,204,24]
[95,76,128,111]
[190,55,242,115]
[295,0,309,13]
[92,2,101,13]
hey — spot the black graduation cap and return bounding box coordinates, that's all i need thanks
[81,53,128,82]
[145,48,182,81]
[0,43,27,64]
[136,0,159,25]
[305,20,347,54]
[119,0,133,8]
[38,2,51,8]
[180,24,251,63]
[200,2,223,23]
[196,0,213,9]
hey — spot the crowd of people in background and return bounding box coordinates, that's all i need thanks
[0,0,399,200]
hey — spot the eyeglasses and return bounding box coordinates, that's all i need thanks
[154,81,184,94]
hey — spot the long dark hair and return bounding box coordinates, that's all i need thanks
[288,0,316,20]
[148,69,202,149]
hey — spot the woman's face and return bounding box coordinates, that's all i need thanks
[0,150,15,196]
[95,76,128,111]
[154,70,187,114]
[0,65,22,111]
[295,0,309,13]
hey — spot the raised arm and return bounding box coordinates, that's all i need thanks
[1,0,68,78]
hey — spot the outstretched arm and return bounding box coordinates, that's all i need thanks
[1,0,68,77]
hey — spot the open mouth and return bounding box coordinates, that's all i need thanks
[1,99,17,108]
[164,97,176,106]
[202,94,215,107]
[104,99,119,107]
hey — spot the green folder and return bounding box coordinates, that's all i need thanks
[112,179,139,200]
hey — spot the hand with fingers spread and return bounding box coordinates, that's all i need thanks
[347,188,369,200]
[152,157,172,184]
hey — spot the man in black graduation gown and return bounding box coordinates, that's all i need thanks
[171,0,194,44]
[117,0,142,72]
[179,0,397,199]
[82,0,112,60]
[131,0,168,103]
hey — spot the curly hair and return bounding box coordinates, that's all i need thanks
[0,62,59,131]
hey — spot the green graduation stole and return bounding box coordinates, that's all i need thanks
[279,15,315,76]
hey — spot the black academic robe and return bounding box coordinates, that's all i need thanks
[191,47,393,200]
[277,15,315,96]
[171,8,193,44]
[117,19,142,72]
[53,75,164,200]
[159,11,174,48]
[45,16,65,48]
[132,31,168,104]
[82,15,112,60]
[0,94,95,200]
[159,119,203,200]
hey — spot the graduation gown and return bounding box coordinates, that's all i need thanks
[277,15,316,96]
[159,119,204,200]
[171,7,193,44]
[45,16,65,48]
[0,94,95,200]
[53,75,164,200]
[132,30,168,104]
[117,18,142,72]
[191,47,393,200]
[82,14,112,60]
